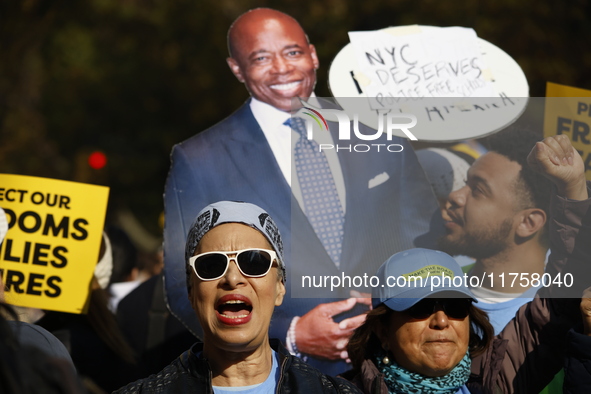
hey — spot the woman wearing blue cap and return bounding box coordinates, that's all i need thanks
[343,135,591,393]
[344,248,492,394]
[115,200,360,393]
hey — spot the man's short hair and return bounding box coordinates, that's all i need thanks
[482,126,552,246]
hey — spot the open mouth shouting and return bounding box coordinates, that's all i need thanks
[215,294,253,325]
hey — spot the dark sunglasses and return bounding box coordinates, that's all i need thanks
[188,248,277,281]
[405,298,472,320]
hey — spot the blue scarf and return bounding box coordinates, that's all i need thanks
[374,349,471,394]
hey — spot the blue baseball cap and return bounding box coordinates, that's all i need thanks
[372,248,476,311]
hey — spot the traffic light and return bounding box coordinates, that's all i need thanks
[74,149,108,184]
[88,151,107,170]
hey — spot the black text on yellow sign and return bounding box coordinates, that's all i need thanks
[0,175,109,313]
[555,103,591,172]
[544,82,591,180]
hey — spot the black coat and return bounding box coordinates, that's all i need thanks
[564,326,591,394]
[114,339,361,393]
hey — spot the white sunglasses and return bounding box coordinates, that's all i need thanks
[189,248,277,281]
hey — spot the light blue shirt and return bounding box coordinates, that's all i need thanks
[475,285,539,335]
[213,350,280,394]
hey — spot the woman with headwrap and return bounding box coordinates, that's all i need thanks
[115,200,360,393]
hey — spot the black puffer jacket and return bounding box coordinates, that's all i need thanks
[114,339,361,393]
[563,326,591,394]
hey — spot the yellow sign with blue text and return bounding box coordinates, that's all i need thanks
[0,174,109,313]
[544,82,591,180]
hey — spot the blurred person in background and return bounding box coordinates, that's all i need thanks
[106,225,149,313]
[35,231,140,393]
[116,268,196,379]
[114,225,191,378]
[0,207,86,394]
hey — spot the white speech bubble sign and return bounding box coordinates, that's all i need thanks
[328,25,529,142]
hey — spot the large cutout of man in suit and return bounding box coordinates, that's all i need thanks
[163,8,441,374]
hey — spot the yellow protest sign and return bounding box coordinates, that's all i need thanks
[544,82,591,180]
[0,174,109,313]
